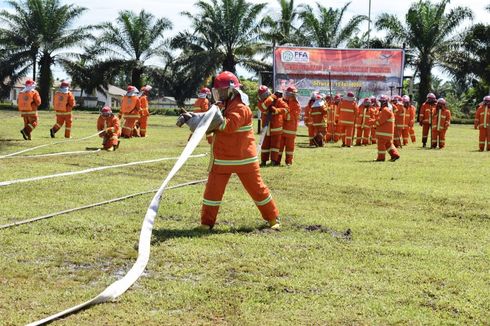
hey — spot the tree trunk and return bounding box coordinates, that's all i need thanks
[38,52,53,110]
[222,51,236,74]
[131,65,143,89]
[32,54,37,81]
[417,57,432,115]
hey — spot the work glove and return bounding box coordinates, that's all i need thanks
[105,127,114,134]
[176,106,224,133]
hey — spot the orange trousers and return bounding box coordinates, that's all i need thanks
[122,117,138,138]
[409,127,416,143]
[201,168,279,227]
[139,116,148,137]
[313,126,325,146]
[394,127,409,147]
[334,124,342,142]
[371,127,377,144]
[278,134,296,165]
[22,114,38,134]
[325,123,335,142]
[376,136,400,161]
[478,127,490,151]
[339,125,354,147]
[421,123,431,145]
[52,114,72,138]
[101,133,118,149]
[261,134,281,163]
[431,129,447,148]
[307,124,315,145]
[356,127,371,145]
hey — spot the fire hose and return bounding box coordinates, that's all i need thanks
[0,130,104,159]
[27,106,218,325]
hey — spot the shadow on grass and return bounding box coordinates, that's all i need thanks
[151,225,274,245]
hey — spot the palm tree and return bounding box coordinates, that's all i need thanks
[98,10,172,88]
[376,0,472,106]
[172,0,268,76]
[0,0,93,109]
[298,2,367,48]
[261,0,301,47]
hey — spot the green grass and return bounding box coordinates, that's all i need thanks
[0,109,489,325]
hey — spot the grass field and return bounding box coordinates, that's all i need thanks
[0,109,489,325]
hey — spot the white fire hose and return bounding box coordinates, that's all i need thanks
[27,106,218,325]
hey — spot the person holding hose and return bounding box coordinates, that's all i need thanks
[17,79,41,140]
[97,106,120,151]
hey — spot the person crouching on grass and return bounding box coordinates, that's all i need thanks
[97,106,120,151]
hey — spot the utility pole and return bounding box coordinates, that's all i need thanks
[367,0,372,48]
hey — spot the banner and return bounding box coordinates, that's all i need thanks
[274,46,405,106]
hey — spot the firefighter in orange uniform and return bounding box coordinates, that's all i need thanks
[50,81,75,138]
[474,96,490,151]
[370,96,379,144]
[332,94,342,142]
[138,85,152,137]
[402,95,417,144]
[338,91,358,147]
[324,95,335,142]
[392,95,408,148]
[279,86,301,165]
[97,106,120,151]
[419,93,437,147]
[199,71,280,230]
[431,98,451,149]
[257,85,288,166]
[17,79,41,140]
[120,85,141,138]
[303,92,317,146]
[192,87,212,144]
[310,94,328,147]
[355,98,374,146]
[372,95,400,161]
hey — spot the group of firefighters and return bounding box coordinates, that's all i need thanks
[16,79,153,151]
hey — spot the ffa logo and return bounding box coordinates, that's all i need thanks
[281,50,309,63]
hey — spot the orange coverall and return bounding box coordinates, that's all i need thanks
[310,103,328,146]
[333,101,342,142]
[373,106,399,161]
[303,101,315,146]
[201,95,279,227]
[120,95,141,138]
[393,103,409,147]
[97,115,120,149]
[279,97,301,165]
[192,97,213,144]
[17,90,41,139]
[419,101,436,146]
[474,104,490,151]
[258,95,287,164]
[407,104,416,143]
[325,101,336,142]
[338,98,358,147]
[355,105,375,145]
[138,95,150,137]
[431,107,451,149]
[52,91,75,138]
[370,103,380,144]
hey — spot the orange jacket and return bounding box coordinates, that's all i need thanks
[139,95,150,117]
[17,90,41,113]
[97,115,120,136]
[475,104,490,129]
[356,106,375,128]
[333,101,341,123]
[326,102,336,126]
[120,95,141,117]
[406,104,416,127]
[303,102,313,126]
[394,103,409,128]
[212,95,258,173]
[193,98,209,113]
[374,106,395,138]
[338,98,358,126]
[310,104,327,128]
[432,108,451,131]
[258,95,288,135]
[53,91,75,114]
[283,98,301,133]
[419,102,435,124]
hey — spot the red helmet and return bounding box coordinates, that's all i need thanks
[213,71,240,89]
[25,79,35,86]
[362,97,371,106]
[310,91,320,100]
[101,106,112,115]
[346,91,355,98]
[427,93,436,100]
[127,85,137,92]
[379,94,389,102]
[258,85,272,100]
[286,86,297,93]
[199,87,211,94]
[392,95,402,102]
[60,81,70,88]
[483,95,490,103]
[141,85,152,92]
[402,95,410,103]
[437,98,446,105]
[334,94,342,101]
[312,94,325,108]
